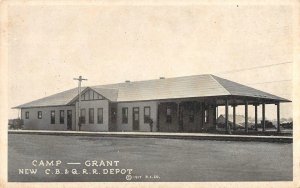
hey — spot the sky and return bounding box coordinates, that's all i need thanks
[7,2,293,120]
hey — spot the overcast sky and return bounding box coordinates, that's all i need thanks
[7,2,293,120]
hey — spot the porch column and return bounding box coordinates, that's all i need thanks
[232,105,236,130]
[157,102,160,132]
[254,104,258,131]
[216,105,218,130]
[245,100,248,133]
[177,102,183,132]
[225,98,231,134]
[262,102,266,132]
[202,102,205,130]
[216,106,218,120]
[213,104,217,125]
[277,102,281,133]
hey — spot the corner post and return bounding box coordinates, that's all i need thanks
[232,104,236,130]
[245,100,248,133]
[277,102,281,133]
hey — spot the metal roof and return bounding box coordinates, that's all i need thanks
[15,87,80,108]
[210,75,289,101]
[15,74,290,108]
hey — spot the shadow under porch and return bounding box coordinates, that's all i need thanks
[156,96,287,135]
[157,99,217,133]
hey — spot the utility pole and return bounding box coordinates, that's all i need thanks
[73,76,87,131]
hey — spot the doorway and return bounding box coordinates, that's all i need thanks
[132,107,139,131]
[67,110,72,130]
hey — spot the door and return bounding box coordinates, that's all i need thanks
[109,107,117,131]
[67,110,72,130]
[132,107,139,131]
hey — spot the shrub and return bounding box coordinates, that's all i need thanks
[8,118,24,130]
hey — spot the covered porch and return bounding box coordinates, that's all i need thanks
[156,95,289,134]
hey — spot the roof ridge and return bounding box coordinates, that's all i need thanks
[209,74,232,95]
[210,74,290,101]
[90,74,213,88]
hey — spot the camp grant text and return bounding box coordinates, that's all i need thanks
[31,160,121,167]
[18,160,133,175]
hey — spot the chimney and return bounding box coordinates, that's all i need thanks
[125,80,130,83]
[159,77,165,79]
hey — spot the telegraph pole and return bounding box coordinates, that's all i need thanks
[73,76,87,131]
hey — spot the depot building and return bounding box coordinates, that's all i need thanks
[14,74,291,133]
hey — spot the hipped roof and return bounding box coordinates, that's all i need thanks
[15,74,290,108]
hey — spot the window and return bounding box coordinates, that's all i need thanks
[89,90,93,100]
[133,107,139,121]
[95,92,101,100]
[80,109,86,124]
[94,92,98,99]
[60,110,64,124]
[81,90,103,101]
[37,111,42,119]
[166,107,172,123]
[189,109,194,123]
[25,111,29,119]
[97,108,103,124]
[144,107,151,123]
[122,108,128,124]
[204,107,209,123]
[81,90,88,100]
[82,93,85,100]
[50,111,55,124]
[86,90,90,100]
[89,108,94,124]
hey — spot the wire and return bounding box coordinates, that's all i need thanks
[216,61,292,74]
[246,79,292,85]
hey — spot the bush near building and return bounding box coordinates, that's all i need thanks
[8,119,24,130]
[281,122,293,129]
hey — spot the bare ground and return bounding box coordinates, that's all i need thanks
[8,134,292,182]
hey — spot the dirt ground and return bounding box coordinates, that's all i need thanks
[8,134,292,182]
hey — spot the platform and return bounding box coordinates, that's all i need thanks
[8,130,292,143]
